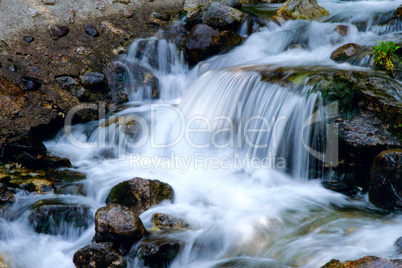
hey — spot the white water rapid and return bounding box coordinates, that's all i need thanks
[1,0,402,267]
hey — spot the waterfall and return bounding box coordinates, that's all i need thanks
[2,0,402,267]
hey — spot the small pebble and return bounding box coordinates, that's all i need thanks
[28,8,40,18]
[23,36,35,43]
[153,12,171,22]
[49,24,69,40]
[42,0,55,5]
[123,9,134,18]
[75,47,91,55]
[84,24,99,37]
[64,9,75,24]
[96,1,107,11]
[118,0,130,3]
[8,65,16,72]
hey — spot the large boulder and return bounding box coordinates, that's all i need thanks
[105,177,174,215]
[184,24,244,66]
[321,256,402,267]
[94,204,146,250]
[277,0,329,20]
[28,199,93,235]
[202,2,246,31]
[128,237,182,268]
[369,149,402,210]
[330,43,361,62]
[73,242,127,268]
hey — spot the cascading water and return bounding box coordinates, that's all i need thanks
[1,0,402,267]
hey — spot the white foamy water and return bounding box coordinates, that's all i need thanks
[1,0,402,267]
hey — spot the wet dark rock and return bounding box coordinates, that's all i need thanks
[202,2,246,31]
[184,24,244,66]
[104,64,129,105]
[55,76,85,98]
[45,169,86,182]
[73,242,127,268]
[158,21,188,48]
[129,237,181,268]
[153,12,171,21]
[23,36,35,43]
[94,204,146,250]
[105,177,174,215]
[321,256,402,267]
[330,43,360,62]
[336,25,348,36]
[151,213,189,229]
[28,199,93,235]
[185,8,203,31]
[21,76,42,91]
[0,183,14,205]
[49,24,69,40]
[219,0,242,10]
[0,133,46,162]
[369,149,402,210]
[277,0,329,20]
[55,182,87,196]
[84,24,99,37]
[395,236,402,253]
[80,72,106,91]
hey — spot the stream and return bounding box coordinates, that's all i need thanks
[1,0,402,267]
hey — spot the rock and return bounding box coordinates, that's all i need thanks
[84,24,99,37]
[21,76,42,91]
[80,72,106,91]
[64,8,75,24]
[49,24,69,40]
[153,12,171,22]
[55,182,87,196]
[158,21,188,48]
[118,0,130,4]
[330,43,360,62]
[185,8,204,31]
[7,65,16,72]
[202,2,246,31]
[105,177,174,215]
[0,133,46,162]
[397,6,402,17]
[220,0,242,9]
[123,9,135,18]
[73,242,127,268]
[336,25,348,36]
[27,8,40,18]
[105,62,160,100]
[96,1,107,11]
[55,76,85,98]
[277,0,329,20]
[94,204,146,250]
[321,256,402,267]
[369,149,402,210]
[45,169,86,182]
[395,236,402,253]
[75,47,92,55]
[23,36,34,43]
[184,24,243,66]
[129,237,181,268]
[151,213,189,229]
[9,177,54,193]
[42,0,55,5]
[28,199,93,235]
[0,183,14,205]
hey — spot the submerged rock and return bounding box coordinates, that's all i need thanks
[94,204,146,250]
[105,177,174,215]
[73,242,127,268]
[151,213,189,229]
[28,199,93,235]
[129,237,182,268]
[369,149,402,210]
[330,43,361,62]
[321,256,402,267]
[277,0,329,20]
[202,2,246,31]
